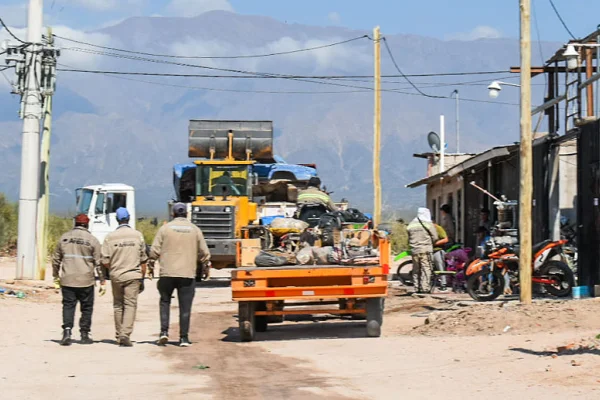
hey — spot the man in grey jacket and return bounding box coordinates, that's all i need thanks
[52,214,103,346]
[150,203,210,347]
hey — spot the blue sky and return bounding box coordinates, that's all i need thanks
[1,0,599,42]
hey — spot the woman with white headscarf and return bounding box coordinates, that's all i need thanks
[406,208,439,293]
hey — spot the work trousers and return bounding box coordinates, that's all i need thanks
[111,279,140,339]
[158,277,195,337]
[412,253,433,293]
[62,285,94,333]
[432,250,447,286]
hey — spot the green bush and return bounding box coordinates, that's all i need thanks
[137,218,162,244]
[390,221,409,254]
[47,215,73,256]
[0,193,18,251]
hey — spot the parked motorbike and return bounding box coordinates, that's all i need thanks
[394,243,470,288]
[465,238,574,301]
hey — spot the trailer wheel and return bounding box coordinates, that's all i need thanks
[366,298,384,337]
[255,302,268,332]
[238,302,256,342]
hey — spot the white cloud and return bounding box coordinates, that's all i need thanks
[69,0,145,12]
[328,12,341,25]
[165,0,233,17]
[446,25,502,41]
[52,26,113,68]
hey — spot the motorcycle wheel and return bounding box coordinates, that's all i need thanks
[466,268,504,302]
[396,259,413,286]
[540,261,574,298]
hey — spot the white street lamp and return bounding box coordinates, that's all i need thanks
[487,80,521,99]
[563,44,579,70]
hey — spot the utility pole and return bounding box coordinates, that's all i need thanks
[373,26,381,227]
[16,0,44,280]
[440,115,445,172]
[519,0,533,304]
[452,90,460,153]
[36,27,56,280]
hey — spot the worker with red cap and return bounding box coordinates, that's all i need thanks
[52,213,103,346]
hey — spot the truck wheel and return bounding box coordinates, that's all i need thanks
[366,298,384,337]
[238,302,256,342]
[255,302,268,332]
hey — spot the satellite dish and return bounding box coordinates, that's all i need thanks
[427,131,441,152]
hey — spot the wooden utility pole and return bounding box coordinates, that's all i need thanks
[519,0,532,304]
[373,26,382,227]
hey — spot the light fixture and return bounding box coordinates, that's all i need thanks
[487,81,502,99]
[563,44,579,70]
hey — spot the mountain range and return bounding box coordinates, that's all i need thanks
[0,10,556,217]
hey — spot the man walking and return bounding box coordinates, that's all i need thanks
[52,214,103,346]
[439,204,456,244]
[407,208,439,293]
[150,202,211,347]
[101,207,147,347]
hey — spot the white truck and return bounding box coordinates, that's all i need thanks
[75,183,136,244]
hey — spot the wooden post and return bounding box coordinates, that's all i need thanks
[519,0,532,304]
[586,48,594,117]
[373,26,382,227]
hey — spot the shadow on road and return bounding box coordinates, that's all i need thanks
[509,347,600,357]
[196,278,230,289]
[221,320,369,343]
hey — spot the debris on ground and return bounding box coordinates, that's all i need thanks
[412,298,600,336]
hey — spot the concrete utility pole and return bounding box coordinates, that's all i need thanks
[373,26,382,227]
[519,0,533,304]
[452,90,460,153]
[16,0,44,280]
[36,27,54,280]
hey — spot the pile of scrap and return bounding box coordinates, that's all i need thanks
[246,208,386,268]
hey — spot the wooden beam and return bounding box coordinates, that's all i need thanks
[510,66,568,76]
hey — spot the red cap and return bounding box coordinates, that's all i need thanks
[74,214,90,224]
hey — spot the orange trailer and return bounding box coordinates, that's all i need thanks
[231,235,390,341]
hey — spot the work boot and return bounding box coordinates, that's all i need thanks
[119,337,133,347]
[158,331,169,346]
[80,332,93,345]
[60,328,72,346]
[179,336,192,347]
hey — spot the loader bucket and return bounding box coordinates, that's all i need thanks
[188,120,273,161]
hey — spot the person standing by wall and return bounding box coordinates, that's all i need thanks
[150,203,211,347]
[52,214,103,346]
[439,204,456,244]
[101,207,148,347]
[407,208,439,293]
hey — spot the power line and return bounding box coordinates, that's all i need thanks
[381,37,444,99]
[548,0,577,40]
[0,17,27,44]
[54,34,370,59]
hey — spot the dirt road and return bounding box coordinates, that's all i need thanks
[2,258,600,399]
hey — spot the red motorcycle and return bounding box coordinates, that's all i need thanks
[465,238,575,301]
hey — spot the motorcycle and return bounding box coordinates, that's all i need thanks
[465,237,575,301]
[394,243,471,289]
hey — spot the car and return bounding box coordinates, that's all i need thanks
[253,155,318,182]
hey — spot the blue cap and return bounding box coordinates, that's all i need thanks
[172,202,187,215]
[116,207,130,221]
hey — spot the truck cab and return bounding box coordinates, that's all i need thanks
[75,183,136,244]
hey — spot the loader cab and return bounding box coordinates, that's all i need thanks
[195,162,253,199]
[75,183,136,244]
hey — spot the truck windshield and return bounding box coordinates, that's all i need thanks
[196,165,249,197]
[76,189,94,214]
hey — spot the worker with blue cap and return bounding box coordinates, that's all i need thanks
[101,207,148,347]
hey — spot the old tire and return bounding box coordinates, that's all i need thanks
[238,302,256,342]
[466,269,504,302]
[255,302,268,332]
[366,298,384,337]
[540,261,574,298]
